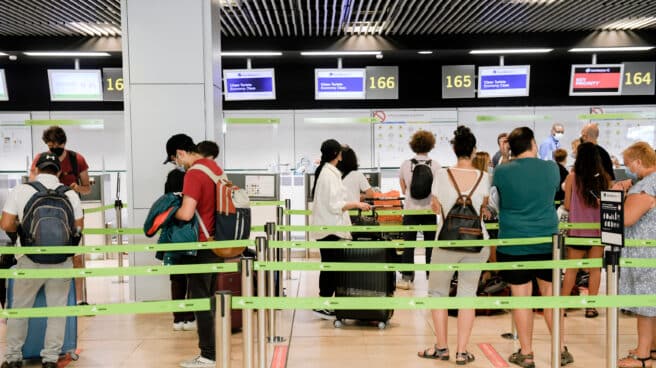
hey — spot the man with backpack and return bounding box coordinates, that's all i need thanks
[165,134,224,368]
[29,126,91,304]
[1,152,83,368]
[397,130,440,290]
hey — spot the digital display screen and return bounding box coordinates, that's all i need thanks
[47,69,103,101]
[569,64,624,96]
[0,69,8,101]
[477,65,530,98]
[223,69,276,101]
[315,68,366,100]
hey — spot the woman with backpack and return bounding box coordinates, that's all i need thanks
[418,126,491,365]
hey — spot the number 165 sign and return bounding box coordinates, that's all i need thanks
[442,65,476,99]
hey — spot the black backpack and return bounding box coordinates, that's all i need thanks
[409,159,433,199]
[19,182,77,264]
[438,169,484,253]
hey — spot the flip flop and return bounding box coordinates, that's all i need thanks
[418,345,449,360]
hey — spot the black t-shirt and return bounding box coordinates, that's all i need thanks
[164,168,185,193]
[555,163,568,202]
[596,145,616,181]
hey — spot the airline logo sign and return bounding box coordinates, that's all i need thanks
[570,64,624,96]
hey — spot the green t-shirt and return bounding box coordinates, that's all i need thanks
[492,157,559,255]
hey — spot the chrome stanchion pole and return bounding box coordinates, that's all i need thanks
[256,237,267,368]
[606,246,620,368]
[551,234,562,368]
[215,291,232,368]
[284,199,292,280]
[275,206,285,293]
[265,222,285,343]
[241,258,255,368]
[501,320,518,340]
[114,198,124,284]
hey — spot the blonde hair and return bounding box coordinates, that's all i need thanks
[623,141,656,168]
[472,151,491,172]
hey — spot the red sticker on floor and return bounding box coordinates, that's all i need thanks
[271,345,288,368]
[479,343,509,368]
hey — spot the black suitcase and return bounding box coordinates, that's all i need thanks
[334,248,395,329]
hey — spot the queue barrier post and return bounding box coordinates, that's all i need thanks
[284,199,292,280]
[275,206,285,294]
[264,222,285,343]
[606,246,621,368]
[241,258,255,368]
[551,234,563,368]
[255,237,267,368]
[215,291,232,368]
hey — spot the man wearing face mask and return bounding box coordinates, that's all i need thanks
[29,125,91,305]
[538,123,565,161]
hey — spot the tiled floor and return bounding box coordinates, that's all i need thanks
[0,257,641,368]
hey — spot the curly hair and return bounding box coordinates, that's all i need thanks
[409,130,435,154]
[42,126,67,145]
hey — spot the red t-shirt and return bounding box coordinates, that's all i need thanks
[31,150,89,187]
[182,158,223,241]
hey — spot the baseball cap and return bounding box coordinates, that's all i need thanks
[36,152,61,171]
[164,134,196,164]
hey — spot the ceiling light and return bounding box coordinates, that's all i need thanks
[24,52,111,57]
[418,51,433,55]
[470,48,553,54]
[601,17,656,30]
[568,46,655,52]
[301,51,382,56]
[221,51,283,57]
[0,52,7,56]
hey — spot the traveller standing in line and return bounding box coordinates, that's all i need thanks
[493,127,574,368]
[309,139,370,320]
[397,130,441,290]
[538,123,565,161]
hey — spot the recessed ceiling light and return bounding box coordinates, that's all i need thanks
[601,17,656,30]
[418,51,433,55]
[568,46,655,52]
[221,51,283,57]
[24,52,111,57]
[470,48,553,54]
[300,51,382,56]
[0,52,7,56]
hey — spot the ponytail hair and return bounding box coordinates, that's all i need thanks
[311,139,342,200]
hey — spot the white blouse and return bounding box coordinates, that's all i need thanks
[309,163,352,240]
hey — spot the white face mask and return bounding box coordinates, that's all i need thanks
[554,133,564,141]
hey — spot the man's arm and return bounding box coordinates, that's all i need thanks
[175,195,198,221]
[72,170,92,195]
[0,212,18,233]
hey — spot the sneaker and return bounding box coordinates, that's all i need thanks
[173,322,185,331]
[396,279,412,290]
[312,309,336,320]
[42,362,57,368]
[180,355,215,368]
[183,320,197,331]
[1,361,23,368]
[561,346,574,366]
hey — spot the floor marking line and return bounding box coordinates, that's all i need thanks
[479,343,509,368]
[272,345,288,368]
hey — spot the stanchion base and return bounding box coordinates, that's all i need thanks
[267,336,286,343]
[501,333,518,340]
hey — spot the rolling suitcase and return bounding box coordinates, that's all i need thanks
[6,278,78,360]
[333,248,395,329]
[217,271,243,331]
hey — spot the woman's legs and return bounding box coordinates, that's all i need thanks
[456,309,476,353]
[586,246,604,297]
[561,248,586,297]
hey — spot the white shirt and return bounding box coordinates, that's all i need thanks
[342,171,371,203]
[309,163,352,240]
[3,174,84,258]
[399,155,441,210]
[431,168,491,239]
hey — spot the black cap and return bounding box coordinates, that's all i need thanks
[164,134,195,164]
[36,152,61,171]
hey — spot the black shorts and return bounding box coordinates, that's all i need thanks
[497,252,554,285]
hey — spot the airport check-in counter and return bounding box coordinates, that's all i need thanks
[224,171,280,240]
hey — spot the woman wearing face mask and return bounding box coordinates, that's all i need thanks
[309,139,371,320]
[614,142,656,368]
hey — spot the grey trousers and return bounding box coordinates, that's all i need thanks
[5,256,72,363]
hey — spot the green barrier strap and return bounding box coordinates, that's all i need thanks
[560,223,599,230]
[83,228,144,235]
[269,237,552,249]
[251,226,265,232]
[251,201,285,207]
[233,295,656,310]
[347,209,434,216]
[277,225,436,232]
[284,210,311,215]
[255,259,603,272]
[2,298,210,318]
[621,258,656,268]
[0,240,255,255]
[565,238,656,247]
[83,204,116,214]
[0,263,238,279]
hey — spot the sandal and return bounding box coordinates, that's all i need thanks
[585,308,599,318]
[456,351,475,365]
[509,349,535,368]
[418,345,449,360]
[629,350,656,361]
[619,355,652,368]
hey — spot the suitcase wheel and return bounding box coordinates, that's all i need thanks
[377,321,387,330]
[333,320,343,328]
[68,352,79,361]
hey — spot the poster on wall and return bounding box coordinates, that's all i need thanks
[588,106,656,162]
[0,113,32,171]
[373,110,457,167]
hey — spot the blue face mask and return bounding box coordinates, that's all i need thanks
[625,165,638,181]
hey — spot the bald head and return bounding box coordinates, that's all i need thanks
[581,123,599,143]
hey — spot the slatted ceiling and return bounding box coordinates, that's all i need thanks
[0,0,655,38]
